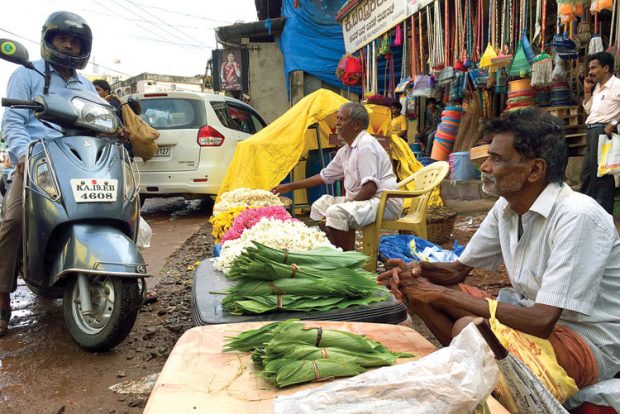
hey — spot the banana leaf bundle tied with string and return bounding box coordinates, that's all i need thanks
[220,242,388,315]
[224,320,413,388]
[227,242,369,278]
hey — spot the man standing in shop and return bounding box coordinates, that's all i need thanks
[581,51,620,215]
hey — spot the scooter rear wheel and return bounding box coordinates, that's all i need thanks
[64,275,140,352]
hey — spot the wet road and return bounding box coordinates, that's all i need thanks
[0,197,210,412]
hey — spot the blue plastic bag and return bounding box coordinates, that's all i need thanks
[379,234,464,263]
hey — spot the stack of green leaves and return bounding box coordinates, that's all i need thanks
[221,242,387,315]
[224,320,413,388]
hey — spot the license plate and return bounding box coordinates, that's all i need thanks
[154,146,171,157]
[70,179,118,203]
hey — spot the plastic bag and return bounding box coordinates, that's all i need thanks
[137,216,152,249]
[379,234,464,263]
[121,102,159,161]
[487,299,579,405]
[342,56,363,86]
[597,133,620,176]
[274,323,499,414]
[411,75,434,97]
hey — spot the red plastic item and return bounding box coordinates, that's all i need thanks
[342,56,363,86]
[570,403,618,414]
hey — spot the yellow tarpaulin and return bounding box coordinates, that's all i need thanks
[217,89,442,208]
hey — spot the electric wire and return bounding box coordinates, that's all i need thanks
[108,0,209,51]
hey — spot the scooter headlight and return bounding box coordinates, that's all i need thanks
[72,97,120,134]
[34,158,59,199]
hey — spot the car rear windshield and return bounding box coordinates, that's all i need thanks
[139,98,207,130]
[210,101,266,134]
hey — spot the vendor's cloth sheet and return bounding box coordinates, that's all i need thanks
[217,89,442,208]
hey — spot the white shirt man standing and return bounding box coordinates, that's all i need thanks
[581,51,620,215]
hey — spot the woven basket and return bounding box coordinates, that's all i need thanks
[426,207,457,244]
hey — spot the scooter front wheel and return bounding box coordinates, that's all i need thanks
[64,275,140,352]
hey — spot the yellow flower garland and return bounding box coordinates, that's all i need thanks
[209,206,248,243]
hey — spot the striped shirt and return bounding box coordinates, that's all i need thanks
[459,182,620,380]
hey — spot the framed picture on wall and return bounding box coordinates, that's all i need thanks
[212,49,249,93]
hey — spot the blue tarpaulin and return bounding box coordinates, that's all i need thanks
[279,0,405,96]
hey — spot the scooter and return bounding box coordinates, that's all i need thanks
[0,39,148,351]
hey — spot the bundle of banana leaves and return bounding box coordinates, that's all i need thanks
[221,242,388,315]
[224,320,413,388]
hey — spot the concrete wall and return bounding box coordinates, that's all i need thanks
[247,42,289,123]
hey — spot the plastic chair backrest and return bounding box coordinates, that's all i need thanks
[398,161,450,218]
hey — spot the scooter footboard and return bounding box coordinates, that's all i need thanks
[51,223,149,284]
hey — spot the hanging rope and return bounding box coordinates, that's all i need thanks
[401,20,408,80]
[466,0,474,60]
[541,0,547,49]
[411,15,418,77]
[501,0,507,49]
[419,9,425,72]
[372,41,378,95]
[445,0,451,64]
[476,0,484,60]
[456,0,465,62]
[431,0,445,69]
[427,5,434,69]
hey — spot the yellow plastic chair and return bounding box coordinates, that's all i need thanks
[362,161,450,272]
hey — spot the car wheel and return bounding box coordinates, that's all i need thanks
[200,196,214,213]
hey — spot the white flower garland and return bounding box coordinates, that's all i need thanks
[213,188,283,215]
[213,217,336,274]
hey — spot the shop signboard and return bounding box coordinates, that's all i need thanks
[340,0,408,53]
[407,0,435,15]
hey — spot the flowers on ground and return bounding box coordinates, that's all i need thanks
[222,206,296,243]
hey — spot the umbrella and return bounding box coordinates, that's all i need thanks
[474,318,569,414]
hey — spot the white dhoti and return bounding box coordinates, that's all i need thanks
[310,195,402,231]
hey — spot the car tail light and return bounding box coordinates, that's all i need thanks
[197,125,225,147]
[143,93,168,97]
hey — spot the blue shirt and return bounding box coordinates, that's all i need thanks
[1,59,98,165]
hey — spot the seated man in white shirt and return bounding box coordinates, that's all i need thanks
[272,102,403,250]
[379,108,620,390]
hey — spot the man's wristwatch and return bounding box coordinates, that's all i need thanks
[610,120,618,128]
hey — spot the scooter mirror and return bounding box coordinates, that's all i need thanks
[0,39,30,67]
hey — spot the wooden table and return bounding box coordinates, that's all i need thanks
[144,321,509,414]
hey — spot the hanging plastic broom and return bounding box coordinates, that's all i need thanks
[590,6,605,53]
[531,0,553,87]
[509,40,533,77]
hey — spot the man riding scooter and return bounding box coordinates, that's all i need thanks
[0,11,98,335]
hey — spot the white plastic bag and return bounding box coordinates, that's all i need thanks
[274,323,499,414]
[597,133,620,177]
[137,216,152,249]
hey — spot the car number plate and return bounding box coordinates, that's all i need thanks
[70,179,118,203]
[154,146,171,157]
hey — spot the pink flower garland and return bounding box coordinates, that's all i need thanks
[221,206,297,243]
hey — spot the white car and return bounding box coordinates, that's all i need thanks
[133,91,266,207]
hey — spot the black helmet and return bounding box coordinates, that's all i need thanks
[41,11,92,70]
